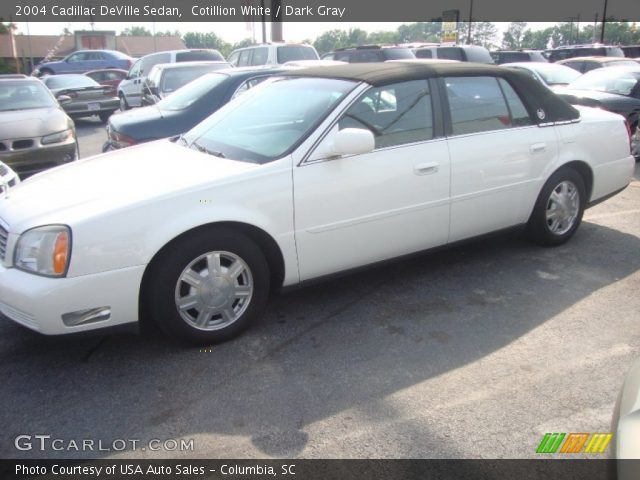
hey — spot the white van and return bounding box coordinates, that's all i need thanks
[118,49,224,110]
[227,43,318,67]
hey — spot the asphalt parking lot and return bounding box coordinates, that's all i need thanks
[1,118,639,459]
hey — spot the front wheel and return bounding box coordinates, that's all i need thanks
[526,168,586,246]
[119,93,129,111]
[98,111,113,123]
[146,228,270,345]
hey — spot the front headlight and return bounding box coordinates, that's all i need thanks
[41,129,73,145]
[14,225,71,277]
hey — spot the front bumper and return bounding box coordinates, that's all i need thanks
[0,141,77,179]
[0,263,145,335]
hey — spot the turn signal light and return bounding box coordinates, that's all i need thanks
[53,230,69,275]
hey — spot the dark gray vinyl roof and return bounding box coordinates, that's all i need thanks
[284,61,581,124]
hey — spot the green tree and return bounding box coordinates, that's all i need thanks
[502,22,528,49]
[520,27,553,49]
[231,38,255,50]
[458,22,498,49]
[183,32,232,57]
[155,29,181,37]
[313,29,348,54]
[396,22,441,43]
[120,26,152,36]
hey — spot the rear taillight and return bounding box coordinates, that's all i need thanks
[66,91,78,99]
[624,119,633,153]
[110,129,136,148]
[104,87,116,97]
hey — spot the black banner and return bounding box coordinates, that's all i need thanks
[1,0,640,22]
[0,459,638,480]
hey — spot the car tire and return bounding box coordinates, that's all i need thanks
[146,227,270,345]
[119,93,129,111]
[98,111,113,123]
[526,167,586,247]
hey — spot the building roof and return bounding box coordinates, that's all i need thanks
[0,34,186,59]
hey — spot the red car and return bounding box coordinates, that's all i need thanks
[85,69,128,89]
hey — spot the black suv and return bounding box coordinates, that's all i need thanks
[622,45,640,58]
[546,44,624,62]
[492,50,548,64]
[331,45,414,63]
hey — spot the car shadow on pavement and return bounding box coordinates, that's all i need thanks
[1,221,639,459]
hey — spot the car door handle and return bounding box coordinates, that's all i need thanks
[530,143,547,153]
[414,162,439,175]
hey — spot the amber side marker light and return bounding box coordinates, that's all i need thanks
[53,230,69,275]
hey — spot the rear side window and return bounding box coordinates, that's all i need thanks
[333,51,351,62]
[176,50,224,62]
[415,49,433,59]
[445,76,514,135]
[438,48,465,61]
[276,46,317,63]
[499,52,529,63]
[352,50,384,62]
[383,49,414,60]
[250,47,268,66]
[498,79,532,127]
[339,80,434,149]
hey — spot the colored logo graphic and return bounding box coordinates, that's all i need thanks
[536,433,612,454]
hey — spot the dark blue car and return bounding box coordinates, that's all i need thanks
[35,50,134,76]
[103,67,288,151]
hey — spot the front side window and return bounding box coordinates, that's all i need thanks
[228,51,240,66]
[128,59,142,78]
[445,76,517,135]
[339,80,434,149]
[67,52,89,62]
[353,50,383,63]
[183,77,355,163]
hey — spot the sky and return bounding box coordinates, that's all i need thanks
[12,21,560,44]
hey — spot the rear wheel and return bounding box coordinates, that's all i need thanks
[146,228,270,345]
[98,111,113,123]
[526,168,586,246]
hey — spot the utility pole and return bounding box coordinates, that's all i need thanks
[467,0,474,44]
[260,0,267,43]
[599,0,608,43]
[271,0,282,42]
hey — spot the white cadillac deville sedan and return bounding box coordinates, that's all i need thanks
[0,63,635,344]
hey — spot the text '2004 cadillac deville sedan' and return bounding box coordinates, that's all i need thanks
[0,63,635,344]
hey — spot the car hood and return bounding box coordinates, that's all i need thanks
[0,107,70,139]
[0,140,260,232]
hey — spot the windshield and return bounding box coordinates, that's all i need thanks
[158,72,228,111]
[568,68,640,96]
[160,64,228,94]
[0,80,57,111]
[531,64,581,85]
[183,77,356,163]
[44,75,99,89]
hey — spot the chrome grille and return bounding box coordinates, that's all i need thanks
[0,223,7,261]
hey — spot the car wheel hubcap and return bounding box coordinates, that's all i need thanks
[174,251,253,331]
[546,180,579,235]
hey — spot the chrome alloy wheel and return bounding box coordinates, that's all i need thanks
[546,180,580,235]
[174,251,253,331]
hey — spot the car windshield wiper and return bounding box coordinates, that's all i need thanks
[191,141,226,158]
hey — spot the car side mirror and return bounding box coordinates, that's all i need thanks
[57,95,72,105]
[321,128,375,159]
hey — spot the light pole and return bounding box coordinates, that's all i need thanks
[599,0,608,43]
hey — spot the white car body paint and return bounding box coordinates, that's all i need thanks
[0,88,634,335]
